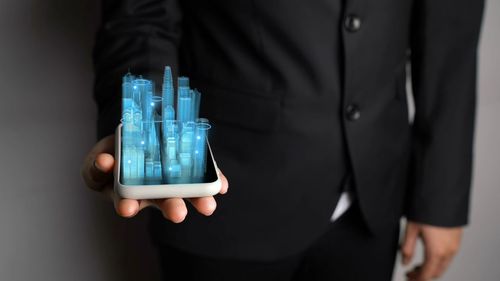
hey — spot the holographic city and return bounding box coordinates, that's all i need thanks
[121,66,211,185]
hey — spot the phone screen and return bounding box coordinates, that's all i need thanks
[119,132,218,186]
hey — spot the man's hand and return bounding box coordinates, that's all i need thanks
[401,221,463,281]
[81,134,229,222]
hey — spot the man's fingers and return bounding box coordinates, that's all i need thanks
[81,135,115,191]
[84,153,115,191]
[218,169,229,194]
[406,265,421,280]
[401,222,419,265]
[115,198,140,218]
[435,255,453,278]
[157,198,188,223]
[95,153,114,173]
[404,223,463,280]
[105,187,140,218]
[406,236,447,280]
[413,254,443,281]
[188,197,217,216]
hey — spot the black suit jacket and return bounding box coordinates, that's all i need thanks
[93,0,484,260]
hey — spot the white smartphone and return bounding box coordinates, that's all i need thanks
[114,124,222,199]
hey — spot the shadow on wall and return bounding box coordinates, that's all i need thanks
[27,0,163,280]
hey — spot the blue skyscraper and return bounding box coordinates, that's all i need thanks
[121,73,145,185]
[162,66,174,108]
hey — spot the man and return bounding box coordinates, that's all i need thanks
[81,0,484,280]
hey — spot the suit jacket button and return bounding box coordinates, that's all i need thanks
[345,104,361,121]
[344,15,362,32]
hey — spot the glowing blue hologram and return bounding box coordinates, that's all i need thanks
[162,66,174,107]
[122,147,145,185]
[122,73,135,100]
[178,122,195,181]
[193,118,211,178]
[121,67,211,185]
[165,105,175,121]
[178,76,189,88]
[177,77,192,125]
[191,89,201,122]
[121,74,145,185]
[144,118,162,184]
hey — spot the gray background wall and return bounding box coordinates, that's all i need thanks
[0,0,498,280]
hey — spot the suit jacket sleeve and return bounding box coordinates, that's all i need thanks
[407,0,484,226]
[93,0,182,139]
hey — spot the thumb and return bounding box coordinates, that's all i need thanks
[85,153,115,191]
[81,135,115,191]
[95,153,115,173]
[401,221,420,266]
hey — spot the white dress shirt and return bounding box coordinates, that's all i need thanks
[330,191,352,221]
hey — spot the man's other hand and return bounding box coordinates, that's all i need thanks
[81,135,229,222]
[401,221,463,281]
